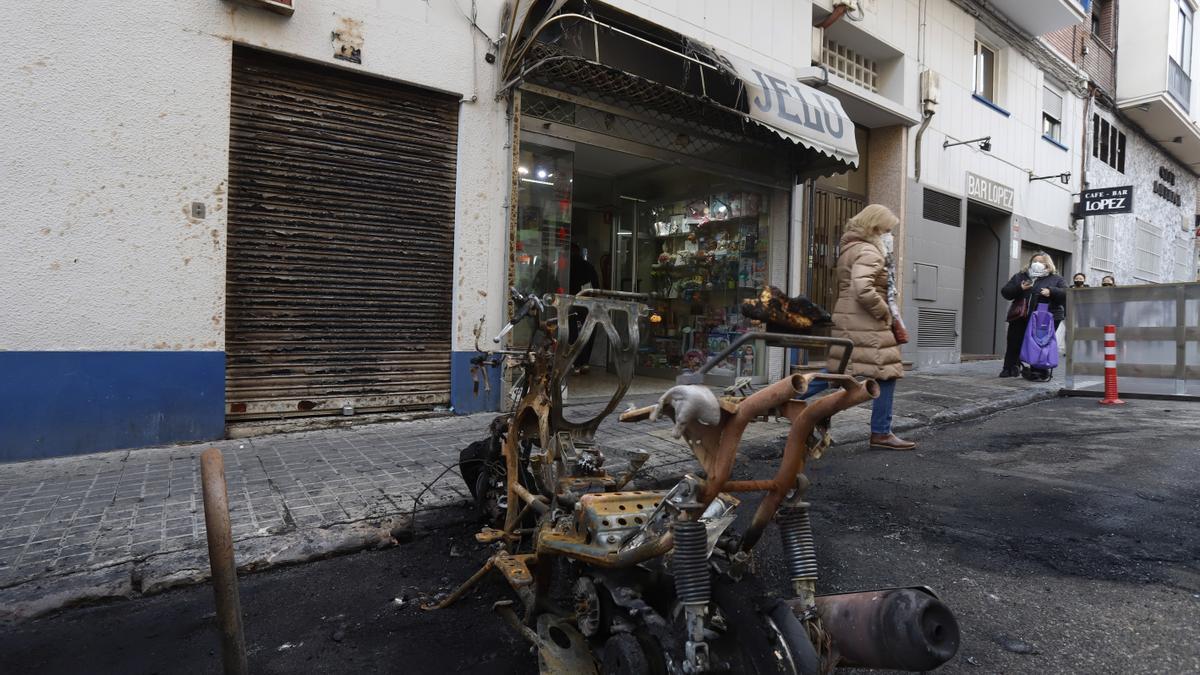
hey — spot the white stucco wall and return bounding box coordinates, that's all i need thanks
[1,0,509,352]
[606,0,814,76]
[1085,109,1198,284]
[913,0,1084,232]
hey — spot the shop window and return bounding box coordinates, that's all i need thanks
[637,185,771,380]
[514,143,573,299]
[822,39,878,93]
[1042,86,1063,143]
[1092,114,1126,173]
[973,39,997,102]
[1092,214,1116,273]
[1135,219,1162,282]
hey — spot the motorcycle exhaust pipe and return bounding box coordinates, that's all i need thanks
[808,587,960,671]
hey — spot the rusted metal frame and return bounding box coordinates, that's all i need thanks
[421,557,497,611]
[688,332,856,381]
[537,528,675,567]
[512,480,550,514]
[696,374,808,506]
[740,376,879,552]
[548,294,644,432]
[199,449,249,675]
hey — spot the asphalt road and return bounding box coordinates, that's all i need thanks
[2,397,1198,674]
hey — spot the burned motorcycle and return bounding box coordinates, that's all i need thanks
[428,288,959,674]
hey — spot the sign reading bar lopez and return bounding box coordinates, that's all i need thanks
[966,173,1014,212]
[1078,185,1133,215]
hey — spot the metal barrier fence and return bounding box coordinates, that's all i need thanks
[1063,282,1200,398]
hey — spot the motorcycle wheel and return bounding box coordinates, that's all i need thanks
[600,633,666,675]
[706,577,823,675]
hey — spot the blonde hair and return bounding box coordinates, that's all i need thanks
[844,204,899,251]
[1024,251,1057,275]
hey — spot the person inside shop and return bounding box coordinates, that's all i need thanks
[1101,275,1117,287]
[569,243,600,374]
[999,252,1067,379]
[820,204,915,451]
[1072,273,1089,288]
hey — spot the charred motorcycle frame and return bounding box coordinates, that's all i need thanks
[427,289,959,674]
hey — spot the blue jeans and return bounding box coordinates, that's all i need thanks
[800,372,897,435]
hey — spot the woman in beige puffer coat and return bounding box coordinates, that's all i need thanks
[826,204,914,450]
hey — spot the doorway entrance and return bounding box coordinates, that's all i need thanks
[961,206,1010,358]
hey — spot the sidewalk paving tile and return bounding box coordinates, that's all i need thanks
[0,360,1055,605]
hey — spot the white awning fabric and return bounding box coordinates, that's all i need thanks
[706,48,860,167]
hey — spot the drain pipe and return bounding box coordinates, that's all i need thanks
[1078,83,1096,272]
[913,110,934,184]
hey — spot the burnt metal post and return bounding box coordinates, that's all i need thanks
[200,447,249,675]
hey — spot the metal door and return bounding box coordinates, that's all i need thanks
[808,185,866,313]
[225,47,459,420]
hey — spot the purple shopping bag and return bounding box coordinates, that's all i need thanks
[1020,304,1059,370]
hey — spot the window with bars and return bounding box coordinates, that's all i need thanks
[1092,113,1126,172]
[1135,219,1162,282]
[821,39,878,92]
[1092,214,1116,273]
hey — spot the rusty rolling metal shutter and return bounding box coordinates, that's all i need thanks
[225,46,459,420]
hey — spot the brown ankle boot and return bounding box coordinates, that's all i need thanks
[869,433,916,451]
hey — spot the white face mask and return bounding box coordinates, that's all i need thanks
[1029,261,1048,278]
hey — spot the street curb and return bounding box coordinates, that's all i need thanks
[0,457,698,626]
[0,388,1050,625]
[892,386,1060,433]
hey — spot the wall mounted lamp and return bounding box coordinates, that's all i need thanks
[943,136,992,152]
[1155,136,1184,144]
[1029,171,1071,184]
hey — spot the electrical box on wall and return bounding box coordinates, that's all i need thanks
[920,70,940,114]
[224,0,295,16]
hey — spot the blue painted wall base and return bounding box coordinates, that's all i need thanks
[450,350,501,415]
[0,351,225,461]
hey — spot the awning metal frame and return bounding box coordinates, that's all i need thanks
[497,3,857,177]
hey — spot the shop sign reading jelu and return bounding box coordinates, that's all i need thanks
[966,173,1014,212]
[706,49,859,166]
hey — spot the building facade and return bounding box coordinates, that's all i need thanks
[1048,0,1200,285]
[3,0,1196,459]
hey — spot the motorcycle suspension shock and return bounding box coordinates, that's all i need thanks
[777,503,818,608]
[672,520,711,672]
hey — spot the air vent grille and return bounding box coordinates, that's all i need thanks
[923,189,961,227]
[917,308,958,348]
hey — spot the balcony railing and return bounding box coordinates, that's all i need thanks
[1169,58,1191,111]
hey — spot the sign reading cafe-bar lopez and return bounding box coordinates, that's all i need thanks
[1079,185,1134,215]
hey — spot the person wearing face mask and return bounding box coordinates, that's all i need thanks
[824,204,915,450]
[1072,273,1089,288]
[999,252,1067,378]
[1101,275,1116,287]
